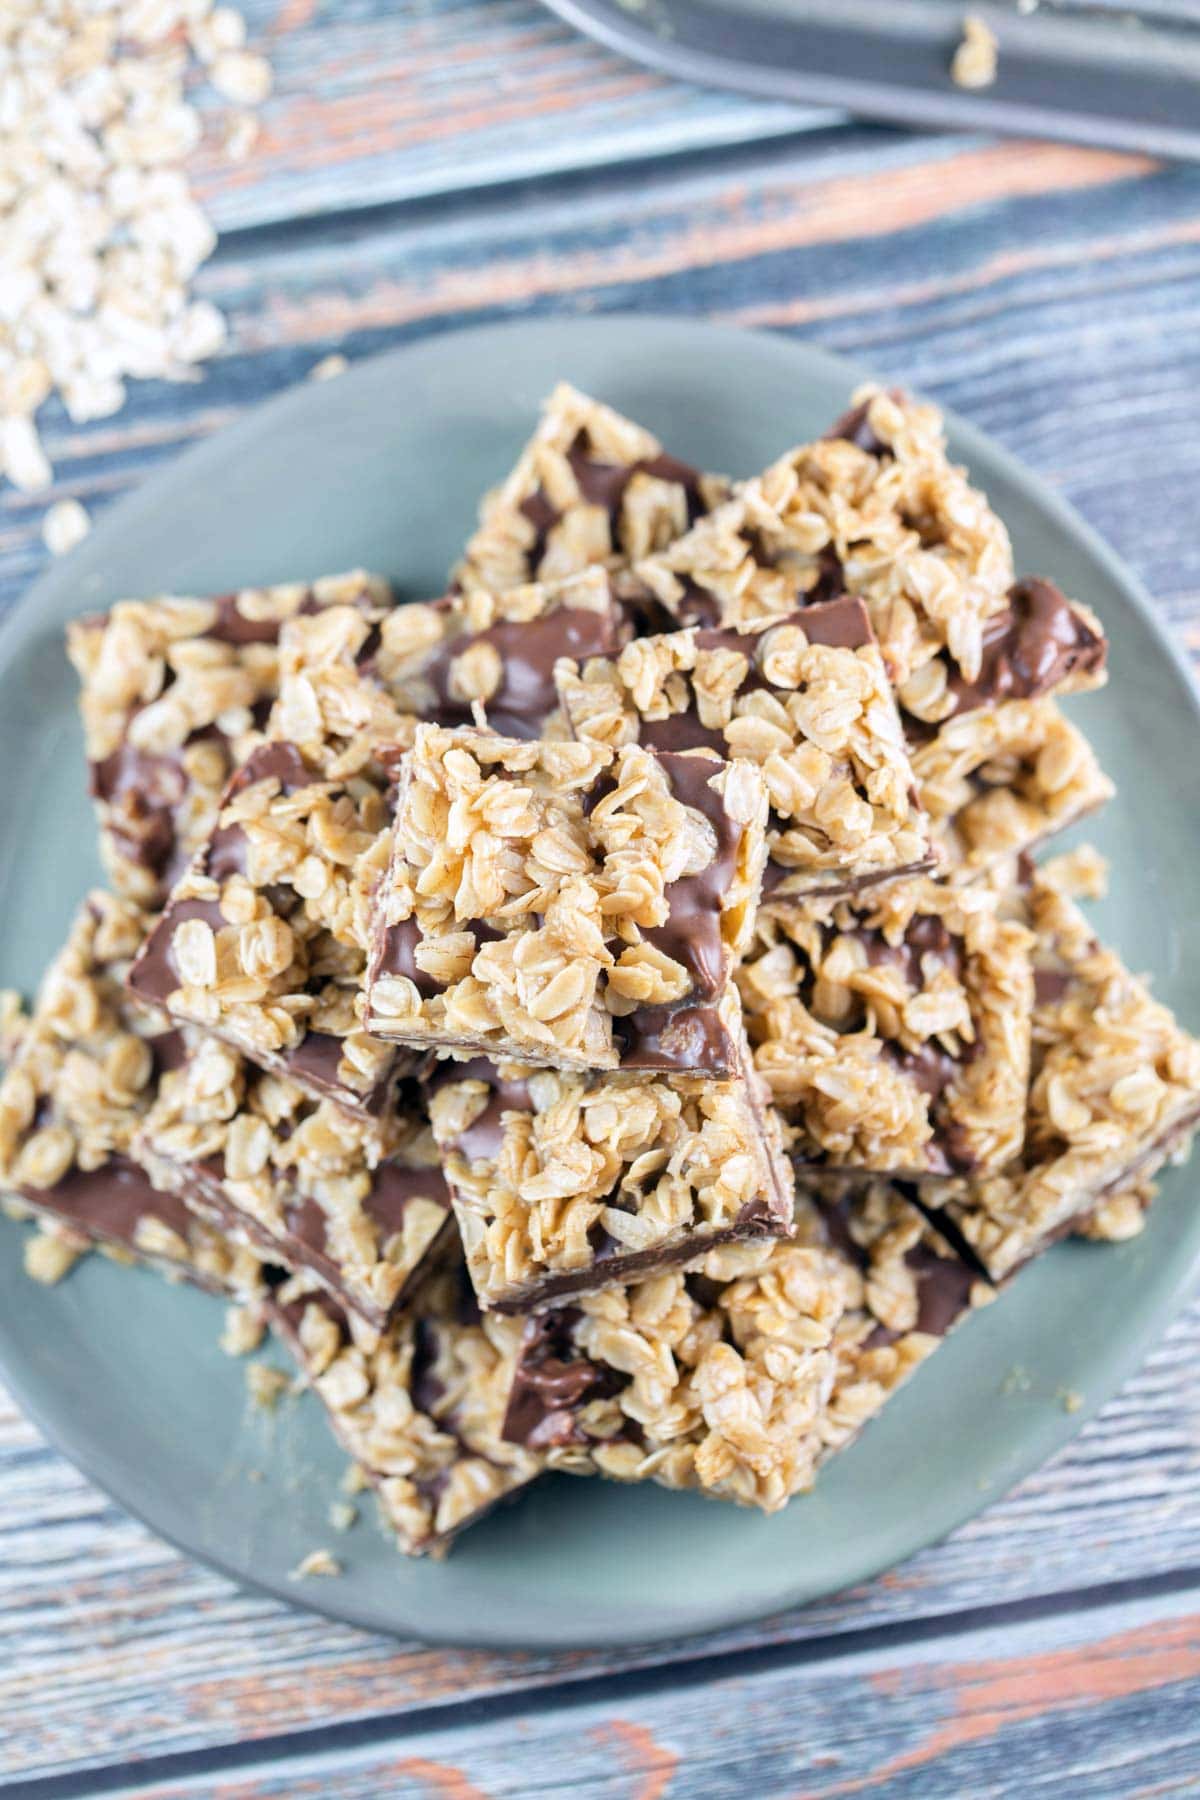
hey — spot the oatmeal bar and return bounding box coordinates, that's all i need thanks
[791,1177,986,1462]
[916,698,1114,883]
[499,1234,848,1511]
[738,878,1034,1177]
[916,869,1200,1279]
[454,382,727,595]
[269,1255,540,1557]
[499,1175,985,1505]
[634,388,1106,732]
[138,1037,453,1331]
[427,1039,795,1312]
[128,740,405,1122]
[68,571,391,906]
[557,595,935,902]
[272,568,632,766]
[364,726,768,1077]
[0,892,263,1295]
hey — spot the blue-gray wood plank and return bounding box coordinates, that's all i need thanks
[2,7,1200,1792]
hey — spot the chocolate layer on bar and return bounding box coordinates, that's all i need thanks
[364,726,768,1078]
[738,877,1034,1178]
[268,1253,539,1558]
[128,741,406,1122]
[272,569,633,775]
[933,579,1107,722]
[428,1029,795,1312]
[453,382,728,595]
[558,598,935,903]
[139,1035,453,1330]
[916,866,1200,1279]
[68,572,391,906]
[0,892,264,1295]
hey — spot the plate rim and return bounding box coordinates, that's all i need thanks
[536,0,1200,163]
[1,313,1198,1651]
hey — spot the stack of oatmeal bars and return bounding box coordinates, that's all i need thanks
[4,382,1199,1558]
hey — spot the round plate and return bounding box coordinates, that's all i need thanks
[1,318,1197,1650]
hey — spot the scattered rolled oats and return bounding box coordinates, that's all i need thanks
[68,571,390,907]
[429,1037,795,1312]
[0,1,273,498]
[738,877,1034,1177]
[268,1257,540,1558]
[0,891,264,1297]
[454,383,728,596]
[365,724,768,1077]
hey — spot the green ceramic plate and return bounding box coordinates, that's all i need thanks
[1,319,1197,1650]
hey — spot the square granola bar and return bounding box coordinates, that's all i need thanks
[917,868,1200,1279]
[914,698,1114,884]
[269,1255,540,1557]
[0,892,264,1296]
[272,567,632,765]
[633,388,1106,736]
[556,595,935,902]
[738,878,1034,1177]
[427,1038,795,1312]
[364,725,768,1077]
[498,1179,983,1509]
[453,382,728,595]
[138,1038,453,1332]
[68,571,390,906]
[499,1235,848,1511]
[128,740,404,1122]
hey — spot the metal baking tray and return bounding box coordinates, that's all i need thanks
[539,0,1200,161]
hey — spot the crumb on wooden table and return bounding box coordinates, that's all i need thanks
[309,354,350,381]
[952,14,998,89]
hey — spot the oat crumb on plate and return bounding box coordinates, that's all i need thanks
[246,1363,291,1409]
[289,1549,342,1580]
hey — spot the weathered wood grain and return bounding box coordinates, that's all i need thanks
[2,1300,1197,1780]
[54,1583,1200,1798]
[188,0,830,230]
[6,137,1200,647]
[4,60,1200,1794]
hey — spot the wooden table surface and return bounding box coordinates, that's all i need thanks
[4,4,1200,1795]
